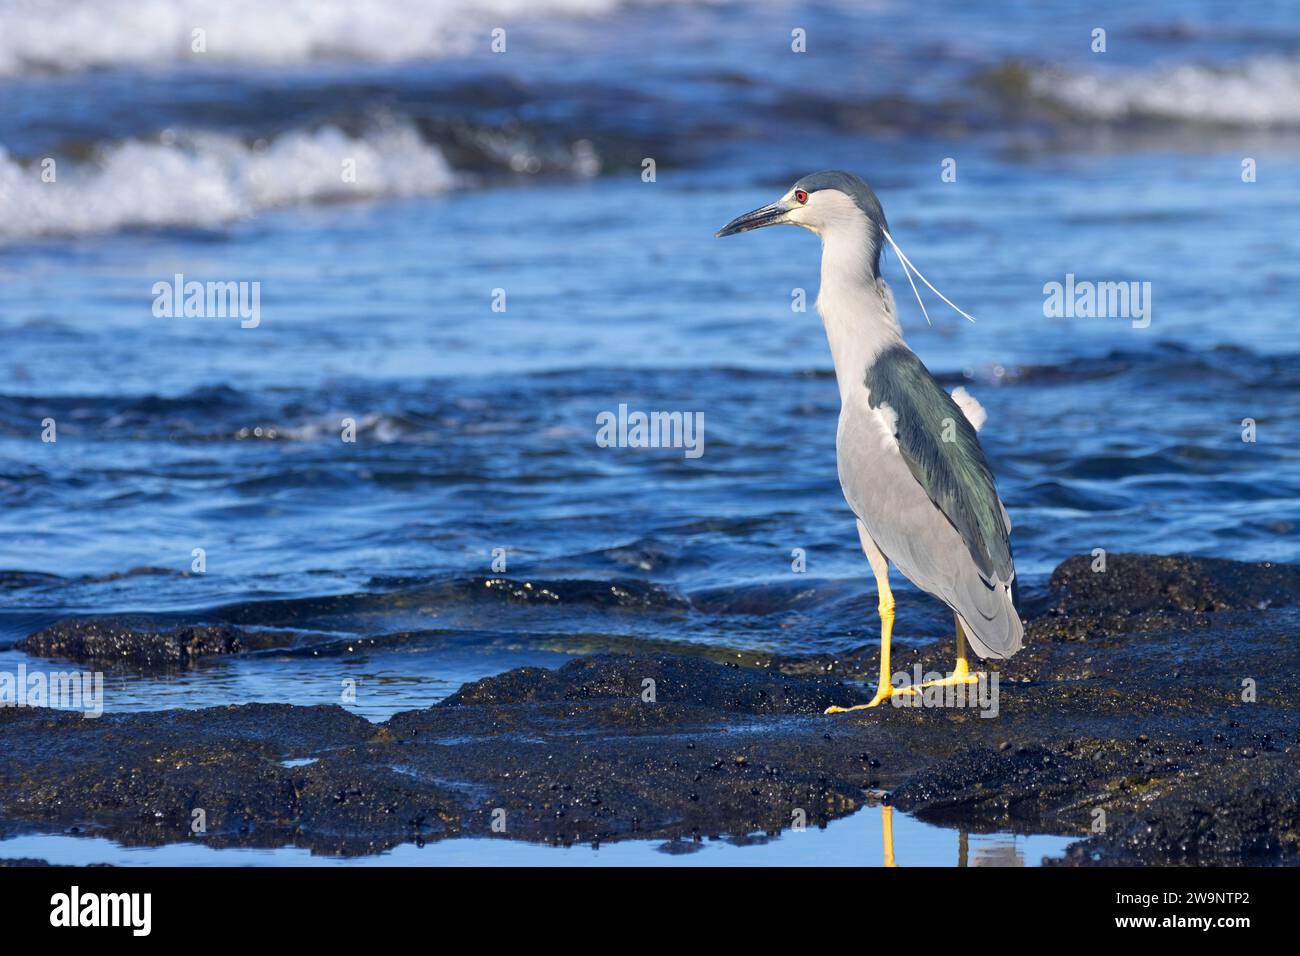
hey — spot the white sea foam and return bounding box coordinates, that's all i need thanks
[1029,57,1300,127]
[0,0,666,75]
[0,123,456,238]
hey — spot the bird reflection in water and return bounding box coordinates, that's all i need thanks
[873,804,1029,867]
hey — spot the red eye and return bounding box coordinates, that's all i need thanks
[794,189,808,204]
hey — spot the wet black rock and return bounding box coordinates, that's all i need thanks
[17,619,293,668]
[2,553,1298,864]
[0,661,883,854]
[472,575,689,610]
[1048,552,1300,615]
[444,653,851,715]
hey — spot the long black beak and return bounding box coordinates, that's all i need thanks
[715,200,790,238]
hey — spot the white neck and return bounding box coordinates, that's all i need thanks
[813,213,903,404]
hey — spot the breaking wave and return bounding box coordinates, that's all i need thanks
[0,0,680,75]
[0,121,456,238]
[1011,56,1300,127]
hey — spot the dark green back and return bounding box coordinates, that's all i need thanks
[864,345,1012,582]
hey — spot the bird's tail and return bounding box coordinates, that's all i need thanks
[957,579,1023,661]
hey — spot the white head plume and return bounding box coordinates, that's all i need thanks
[881,227,978,325]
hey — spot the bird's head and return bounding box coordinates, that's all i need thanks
[716,170,979,325]
[715,170,890,275]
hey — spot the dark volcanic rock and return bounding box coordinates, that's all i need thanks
[1048,552,1300,614]
[445,654,843,715]
[875,552,1300,865]
[471,575,689,609]
[0,660,883,853]
[2,552,1298,863]
[17,619,293,668]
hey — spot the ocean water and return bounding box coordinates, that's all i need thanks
[2,0,1299,864]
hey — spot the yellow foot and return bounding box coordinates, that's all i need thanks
[824,668,983,713]
[892,670,981,698]
[824,685,898,713]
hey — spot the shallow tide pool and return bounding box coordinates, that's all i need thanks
[0,805,1075,867]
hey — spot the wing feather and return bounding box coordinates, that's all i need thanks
[863,346,1013,585]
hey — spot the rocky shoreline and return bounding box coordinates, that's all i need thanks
[3,553,1298,865]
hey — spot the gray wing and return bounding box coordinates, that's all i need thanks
[864,345,1012,584]
[839,345,1021,657]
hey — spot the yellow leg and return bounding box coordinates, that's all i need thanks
[825,543,898,713]
[881,804,897,867]
[892,616,981,697]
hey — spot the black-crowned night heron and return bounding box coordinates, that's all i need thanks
[716,170,1022,711]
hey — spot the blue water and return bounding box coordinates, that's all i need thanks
[0,806,1075,867]
[2,0,1299,863]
